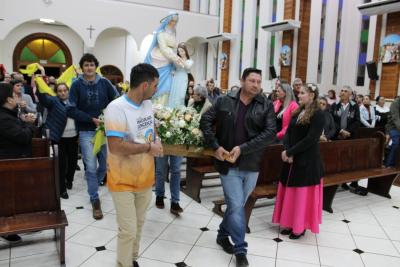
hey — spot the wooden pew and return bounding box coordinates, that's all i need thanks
[212,132,400,231]
[182,157,220,203]
[0,145,68,265]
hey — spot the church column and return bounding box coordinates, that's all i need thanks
[183,0,190,11]
[280,0,296,83]
[220,0,232,90]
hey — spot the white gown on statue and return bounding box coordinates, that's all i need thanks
[168,59,193,108]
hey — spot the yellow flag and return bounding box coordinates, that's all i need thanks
[96,67,102,76]
[19,63,39,77]
[34,76,56,96]
[57,65,77,88]
[92,130,106,155]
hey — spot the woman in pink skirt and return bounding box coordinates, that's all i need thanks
[272,83,324,239]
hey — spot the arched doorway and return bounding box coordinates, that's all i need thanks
[100,65,124,85]
[13,33,72,77]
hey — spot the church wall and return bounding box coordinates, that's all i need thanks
[0,22,84,72]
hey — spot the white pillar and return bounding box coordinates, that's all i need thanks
[199,0,209,14]
[375,13,387,97]
[257,0,273,91]
[291,0,301,83]
[241,0,257,69]
[320,0,339,92]
[306,0,322,84]
[190,0,200,12]
[365,14,377,94]
[229,0,242,87]
[274,0,285,77]
[209,0,219,16]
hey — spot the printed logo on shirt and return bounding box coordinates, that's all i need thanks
[137,115,153,131]
[144,128,155,143]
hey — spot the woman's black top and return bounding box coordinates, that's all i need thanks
[280,109,325,187]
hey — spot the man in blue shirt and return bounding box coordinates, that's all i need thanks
[67,53,118,220]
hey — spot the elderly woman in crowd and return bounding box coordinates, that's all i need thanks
[188,85,212,115]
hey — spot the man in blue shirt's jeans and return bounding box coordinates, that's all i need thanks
[67,53,118,220]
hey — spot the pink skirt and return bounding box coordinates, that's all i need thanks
[272,179,323,234]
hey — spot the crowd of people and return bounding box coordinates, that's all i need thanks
[1,55,400,267]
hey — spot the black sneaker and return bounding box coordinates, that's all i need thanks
[235,253,249,267]
[156,196,164,209]
[341,183,350,190]
[133,260,139,267]
[66,182,73,190]
[99,175,107,186]
[170,202,183,215]
[280,228,292,235]
[2,234,22,244]
[61,191,69,199]
[216,237,234,254]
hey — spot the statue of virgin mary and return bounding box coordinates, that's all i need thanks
[144,12,184,106]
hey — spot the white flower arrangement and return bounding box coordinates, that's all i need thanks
[153,104,204,146]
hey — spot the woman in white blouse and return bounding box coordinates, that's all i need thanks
[359,95,376,128]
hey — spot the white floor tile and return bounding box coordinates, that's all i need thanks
[318,246,364,267]
[206,215,223,231]
[317,231,356,250]
[66,222,88,240]
[65,242,95,267]
[362,253,400,267]
[145,207,177,224]
[249,224,280,240]
[229,254,275,267]
[141,239,192,263]
[68,226,116,248]
[141,220,169,238]
[10,233,56,259]
[354,236,399,257]
[277,242,319,265]
[10,252,60,267]
[184,201,215,216]
[348,222,388,239]
[383,225,400,241]
[159,224,202,245]
[91,213,118,231]
[0,242,9,261]
[185,246,232,267]
[280,232,317,246]
[276,258,319,267]
[319,219,350,235]
[246,236,277,258]
[66,208,97,225]
[80,250,116,267]
[137,257,175,267]
[195,230,221,250]
[171,212,212,229]
[0,260,8,267]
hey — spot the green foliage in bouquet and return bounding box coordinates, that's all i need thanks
[154,105,204,147]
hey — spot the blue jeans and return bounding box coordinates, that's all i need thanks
[155,156,182,203]
[79,131,107,202]
[217,168,258,255]
[386,129,400,167]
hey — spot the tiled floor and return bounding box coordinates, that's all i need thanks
[1,163,400,267]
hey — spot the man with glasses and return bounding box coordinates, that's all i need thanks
[201,68,276,267]
[330,86,366,195]
[292,77,303,103]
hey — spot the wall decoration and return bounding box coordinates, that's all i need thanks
[280,45,291,66]
[220,52,228,69]
[380,34,400,63]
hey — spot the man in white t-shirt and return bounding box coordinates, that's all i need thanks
[104,63,163,267]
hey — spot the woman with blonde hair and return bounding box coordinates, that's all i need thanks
[274,83,298,141]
